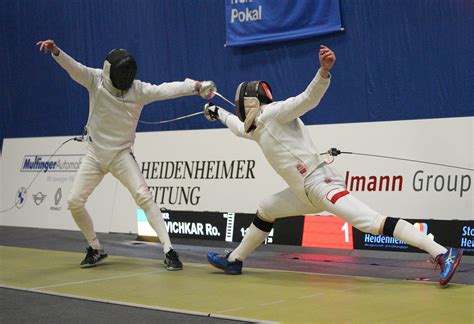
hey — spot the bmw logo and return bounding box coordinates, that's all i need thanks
[15,187,27,209]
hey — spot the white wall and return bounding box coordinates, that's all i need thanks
[1,117,473,234]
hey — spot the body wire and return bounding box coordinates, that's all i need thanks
[321,148,473,171]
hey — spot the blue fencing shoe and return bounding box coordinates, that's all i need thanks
[207,252,243,275]
[434,247,463,286]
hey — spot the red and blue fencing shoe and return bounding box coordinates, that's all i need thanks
[434,247,463,286]
[207,252,243,275]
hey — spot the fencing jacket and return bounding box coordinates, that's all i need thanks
[52,49,197,167]
[217,69,331,207]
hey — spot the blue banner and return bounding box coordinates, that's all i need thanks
[225,0,342,47]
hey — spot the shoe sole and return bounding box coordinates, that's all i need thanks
[439,250,463,286]
[164,260,183,271]
[207,258,242,275]
[80,255,108,269]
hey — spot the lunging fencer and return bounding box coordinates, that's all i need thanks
[37,39,214,270]
[204,45,463,286]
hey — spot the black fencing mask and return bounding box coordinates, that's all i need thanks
[234,81,273,132]
[105,49,137,91]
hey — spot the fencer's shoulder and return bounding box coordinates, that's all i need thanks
[134,79,165,89]
[91,68,102,76]
[132,79,152,90]
[132,79,145,86]
[261,101,283,113]
[88,68,103,85]
[256,102,279,122]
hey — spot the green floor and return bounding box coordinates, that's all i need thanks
[1,246,473,323]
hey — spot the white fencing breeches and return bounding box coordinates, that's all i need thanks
[258,163,384,235]
[67,147,172,253]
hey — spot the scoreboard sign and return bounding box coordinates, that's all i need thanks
[302,216,353,249]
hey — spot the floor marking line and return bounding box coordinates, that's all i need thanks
[215,307,247,314]
[32,270,166,289]
[2,285,267,323]
[337,286,362,291]
[259,300,284,306]
[370,282,388,286]
[1,285,264,322]
[299,293,324,299]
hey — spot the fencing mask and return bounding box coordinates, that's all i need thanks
[234,81,273,133]
[104,49,137,91]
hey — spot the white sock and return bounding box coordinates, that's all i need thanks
[393,219,447,258]
[70,207,102,250]
[144,204,173,254]
[228,224,269,261]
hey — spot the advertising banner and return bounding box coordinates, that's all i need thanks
[0,137,118,232]
[138,209,304,246]
[353,219,474,255]
[132,117,472,221]
[225,0,342,47]
[1,117,472,235]
[138,210,473,255]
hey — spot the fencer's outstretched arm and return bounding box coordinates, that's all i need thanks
[212,107,252,140]
[274,46,336,124]
[138,79,201,105]
[37,39,97,90]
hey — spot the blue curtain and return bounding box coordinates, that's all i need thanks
[1,0,473,152]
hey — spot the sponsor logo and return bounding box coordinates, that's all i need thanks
[230,1,262,24]
[414,222,434,240]
[137,209,303,246]
[21,155,83,173]
[50,188,63,211]
[361,222,433,250]
[344,170,471,197]
[162,211,221,237]
[54,188,62,205]
[32,192,47,205]
[412,170,471,198]
[363,234,408,249]
[345,171,403,192]
[15,187,27,209]
[460,225,473,251]
[142,159,256,208]
[166,220,221,236]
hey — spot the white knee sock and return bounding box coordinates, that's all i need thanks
[144,204,172,254]
[393,219,447,258]
[70,207,102,250]
[228,224,269,261]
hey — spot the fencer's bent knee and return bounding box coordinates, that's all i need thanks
[67,192,84,210]
[256,203,276,222]
[133,185,154,210]
[258,197,282,222]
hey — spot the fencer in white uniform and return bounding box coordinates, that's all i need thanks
[205,45,463,286]
[37,39,211,270]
